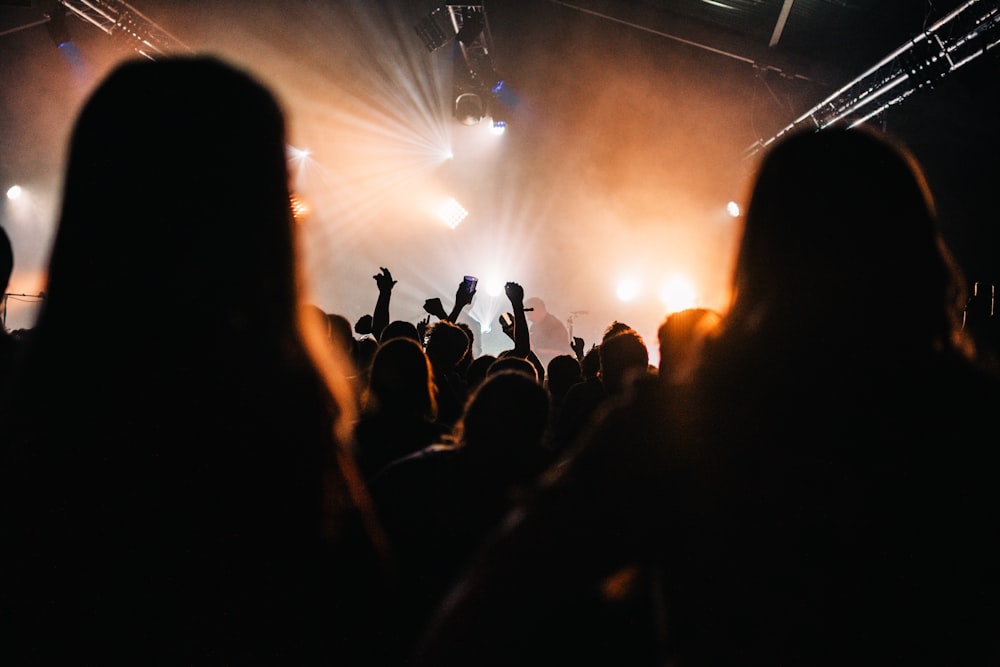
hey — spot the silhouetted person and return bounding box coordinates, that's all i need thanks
[548,324,650,456]
[487,353,539,381]
[464,352,497,391]
[0,226,21,390]
[370,266,396,341]
[333,310,376,386]
[409,126,1000,667]
[524,296,571,368]
[380,318,421,344]
[354,336,448,482]
[424,318,471,428]
[370,370,552,663]
[656,307,722,386]
[454,319,478,378]
[0,56,392,665]
[580,341,601,378]
[544,352,583,434]
[497,281,546,381]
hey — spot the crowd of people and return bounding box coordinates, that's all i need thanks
[1,54,999,665]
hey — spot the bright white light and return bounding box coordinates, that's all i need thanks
[490,121,506,136]
[287,145,311,162]
[726,200,740,217]
[659,276,698,312]
[290,192,311,222]
[437,197,469,229]
[483,279,505,297]
[6,185,22,200]
[616,277,641,302]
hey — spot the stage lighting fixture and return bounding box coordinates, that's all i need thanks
[437,197,469,229]
[455,6,484,45]
[290,193,310,222]
[418,4,512,128]
[454,92,484,125]
[487,88,510,130]
[414,6,454,52]
[45,5,72,48]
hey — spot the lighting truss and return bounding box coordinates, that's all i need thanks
[56,0,191,60]
[746,0,1000,157]
[445,5,495,79]
[416,4,508,124]
[416,4,495,58]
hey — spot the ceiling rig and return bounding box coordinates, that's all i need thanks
[746,0,1000,157]
[56,0,190,59]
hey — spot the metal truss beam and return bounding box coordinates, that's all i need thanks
[57,0,191,60]
[746,0,1000,157]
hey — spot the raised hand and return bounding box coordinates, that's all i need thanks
[355,314,374,336]
[416,315,430,342]
[499,311,515,340]
[454,279,476,308]
[373,267,397,292]
[504,281,524,308]
[423,297,448,320]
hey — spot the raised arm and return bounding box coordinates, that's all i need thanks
[446,277,476,322]
[423,277,476,324]
[371,266,396,340]
[504,281,530,358]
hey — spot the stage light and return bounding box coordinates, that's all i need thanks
[726,200,740,217]
[290,193,310,222]
[45,5,72,48]
[659,276,698,312]
[419,4,509,128]
[483,279,504,297]
[6,185,22,200]
[616,277,641,302]
[454,92,484,125]
[437,197,469,229]
[287,146,311,162]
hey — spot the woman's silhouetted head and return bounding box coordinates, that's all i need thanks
[47,56,297,342]
[726,125,967,357]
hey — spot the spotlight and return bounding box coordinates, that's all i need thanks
[437,197,469,229]
[454,92,484,126]
[420,4,514,128]
[290,193,310,222]
[487,89,510,131]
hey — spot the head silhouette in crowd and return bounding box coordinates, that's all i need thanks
[0,55,389,665]
[721,124,970,363]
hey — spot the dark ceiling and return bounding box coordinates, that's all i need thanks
[497,0,977,82]
[0,1,981,77]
